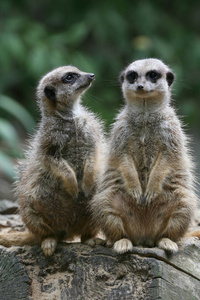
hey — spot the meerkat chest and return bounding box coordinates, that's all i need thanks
[62,117,94,154]
[130,114,168,160]
[62,119,97,177]
[46,116,95,169]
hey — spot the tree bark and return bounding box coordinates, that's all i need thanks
[0,237,200,300]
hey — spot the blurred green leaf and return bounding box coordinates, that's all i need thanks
[65,22,89,46]
[0,0,199,179]
[0,150,15,179]
[0,118,20,147]
[0,95,35,132]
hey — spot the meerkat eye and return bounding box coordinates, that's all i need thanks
[146,70,161,81]
[66,74,73,81]
[126,71,138,84]
[62,73,78,84]
[149,71,158,79]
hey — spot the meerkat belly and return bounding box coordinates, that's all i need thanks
[132,125,161,190]
[126,203,171,246]
[113,191,172,246]
[119,124,168,243]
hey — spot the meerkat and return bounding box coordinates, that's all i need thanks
[0,66,106,256]
[91,58,200,254]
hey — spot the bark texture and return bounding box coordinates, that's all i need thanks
[0,237,200,300]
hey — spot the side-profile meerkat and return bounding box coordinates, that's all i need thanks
[0,66,106,256]
[91,58,199,253]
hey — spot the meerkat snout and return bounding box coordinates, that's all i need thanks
[137,85,144,91]
[75,73,95,92]
[88,73,95,80]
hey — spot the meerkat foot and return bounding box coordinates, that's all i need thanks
[113,238,133,254]
[83,237,106,247]
[41,237,57,256]
[157,238,178,253]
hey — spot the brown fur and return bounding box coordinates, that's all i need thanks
[91,58,198,253]
[0,66,106,255]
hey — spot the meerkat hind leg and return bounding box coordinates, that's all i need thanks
[157,238,178,253]
[113,238,133,254]
[41,237,58,256]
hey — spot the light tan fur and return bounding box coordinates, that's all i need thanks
[91,58,199,254]
[0,231,39,247]
[0,66,106,255]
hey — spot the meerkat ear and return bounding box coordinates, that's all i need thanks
[119,71,125,83]
[44,86,57,102]
[166,72,174,87]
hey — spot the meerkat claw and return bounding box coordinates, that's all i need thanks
[133,188,143,204]
[141,193,148,204]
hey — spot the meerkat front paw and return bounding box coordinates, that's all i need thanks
[54,160,79,198]
[142,191,158,206]
[127,185,143,204]
[81,180,95,198]
[133,187,143,204]
[157,238,178,253]
[143,184,161,206]
[63,176,78,199]
[113,238,133,254]
[81,158,96,197]
[41,237,57,256]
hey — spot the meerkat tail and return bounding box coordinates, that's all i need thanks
[0,231,40,247]
[186,230,200,239]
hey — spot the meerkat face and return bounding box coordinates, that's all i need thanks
[36,66,95,112]
[120,59,174,107]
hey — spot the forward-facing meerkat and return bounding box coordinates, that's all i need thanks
[0,66,106,256]
[91,58,199,254]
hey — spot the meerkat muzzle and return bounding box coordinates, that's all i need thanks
[77,73,95,91]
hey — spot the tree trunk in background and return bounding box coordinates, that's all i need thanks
[0,238,200,300]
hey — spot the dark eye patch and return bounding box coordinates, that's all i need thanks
[44,86,57,103]
[146,70,161,82]
[62,72,79,84]
[126,71,138,84]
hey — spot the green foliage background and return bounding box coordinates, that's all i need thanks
[0,0,200,180]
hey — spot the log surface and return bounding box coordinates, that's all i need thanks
[0,237,200,300]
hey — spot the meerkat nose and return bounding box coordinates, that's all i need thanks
[137,85,144,90]
[88,73,95,80]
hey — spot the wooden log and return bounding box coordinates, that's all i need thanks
[0,237,199,300]
[0,247,31,300]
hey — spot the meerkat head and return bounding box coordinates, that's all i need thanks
[120,58,175,111]
[36,66,95,114]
